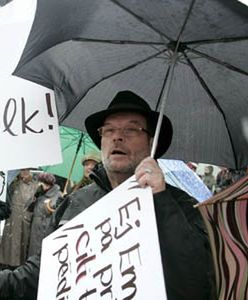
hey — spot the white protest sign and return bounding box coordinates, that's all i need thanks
[38,176,167,300]
[0,0,62,170]
[0,76,62,170]
[0,0,37,75]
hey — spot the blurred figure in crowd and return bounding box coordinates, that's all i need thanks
[229,167,247,184]
[215,166,248,194]
[202,165,216,192]
[215,167,231,193]
[26,173,62,257]
[0,171,10,221]
[186,161,197,172]
[0,169,38,269]
[72,152,101,192]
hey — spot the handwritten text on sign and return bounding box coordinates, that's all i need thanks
[0,76,61,170]
[38,176,167,300]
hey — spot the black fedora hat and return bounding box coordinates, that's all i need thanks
[85,90,173,158]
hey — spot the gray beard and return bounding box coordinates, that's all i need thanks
[103,158,137,176]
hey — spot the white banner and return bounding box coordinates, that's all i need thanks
[0,0,62,170]
[38,176,167,300]
[0,76,61,170]
[0,0,37,76]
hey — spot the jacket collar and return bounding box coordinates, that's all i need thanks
[89,163,112,192]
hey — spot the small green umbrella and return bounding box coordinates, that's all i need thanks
[41,125,100,185]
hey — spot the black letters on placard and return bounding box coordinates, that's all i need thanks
[2,93,54,136]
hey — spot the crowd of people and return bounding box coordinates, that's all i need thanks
[0,150,101,272]
[0,169,38,269]
[0,90,247,299]
[187,162,248,194]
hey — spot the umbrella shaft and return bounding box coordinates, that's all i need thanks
[151,52,178,158]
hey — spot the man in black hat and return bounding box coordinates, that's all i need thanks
[0,91,216,300]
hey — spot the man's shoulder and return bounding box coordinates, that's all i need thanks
[155,184,203,225]
[166,185,208,231]
[60,183,107,223]
[166,184,198,205]
[71,182,106,200]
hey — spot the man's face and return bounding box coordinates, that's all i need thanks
[100,112,152,175]
[84,160,97,178]
[20,169,32,183]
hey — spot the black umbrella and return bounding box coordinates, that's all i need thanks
[13,0,248,169]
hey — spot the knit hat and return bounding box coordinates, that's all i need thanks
[38,173,56,186]
[81,152,101,166]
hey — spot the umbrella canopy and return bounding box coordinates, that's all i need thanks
[13,0,248,169]
[41,126,100,183]
[196,175,248,300]
[158,159,212,202]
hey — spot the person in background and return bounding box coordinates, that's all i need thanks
[71,152,101,192]
[186,161,198,173]
[229,167,247,184]
[202,165,216,192]
[215,167,232,193]
[0,169,38,269]
[0,171,11,221]
[53,174,68,191]
[215,166,248,193]
[26,172,62,257]
[0,90,216,300]
[0,199,10,221]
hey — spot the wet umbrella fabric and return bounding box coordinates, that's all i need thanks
[158,159,212,202]
[13,0,248,169]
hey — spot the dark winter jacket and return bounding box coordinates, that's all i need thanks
[0,180,38,268]
[27,184,62,257]
[0,201,10,220]
[0,164,216,300]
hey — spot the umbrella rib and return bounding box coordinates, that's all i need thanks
[63,132,84,194]
[151,0,196,157]
[150,0,198,157]
[183,52,238,168]
[186,46,248,76]
[186,36,248,46]
[109,0,172,42]
[59,47,168,121]
[175,0,196,43]
[73,37,165,46]
[91,47,167,79]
